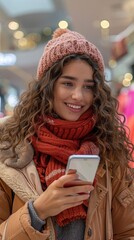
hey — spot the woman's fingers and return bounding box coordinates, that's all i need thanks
[64,184,93,195]
[53,173,79,188]
[65,192,90,203]
[66,169,77,174]
[52,174,94,199]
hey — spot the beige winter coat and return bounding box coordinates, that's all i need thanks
[0,119,134,240]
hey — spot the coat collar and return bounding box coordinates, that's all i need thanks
[0,160,43,202]
[0,137,43,203]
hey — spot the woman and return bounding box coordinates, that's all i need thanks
[0,28,134,240]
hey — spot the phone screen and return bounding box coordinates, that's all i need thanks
[66,154,100,183]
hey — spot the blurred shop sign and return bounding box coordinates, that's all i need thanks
[105,68,112,82]
[111,38,128,61]
[110,24,134,61]
[0,53,16,66]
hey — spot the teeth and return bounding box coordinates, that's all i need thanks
[67,103,82,109]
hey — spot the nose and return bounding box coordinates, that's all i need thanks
[71,88,83,101]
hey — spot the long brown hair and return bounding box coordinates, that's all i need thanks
[0,54,133,165]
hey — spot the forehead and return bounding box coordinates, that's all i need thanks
[62,59,94,76]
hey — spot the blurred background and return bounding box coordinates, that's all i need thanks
[0,0,134,142]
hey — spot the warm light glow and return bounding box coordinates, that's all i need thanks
[108,59,117,68]
[100,20,110,29]
[27,33,41,42]
[8,21,19,30]
[58,20,68,29]
[124,72,133,81]
[13,31,24,39]
[122,78,131,87]
[18,38,37,49]
[18,38,28,47]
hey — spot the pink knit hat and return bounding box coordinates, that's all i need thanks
[37,28,105,79]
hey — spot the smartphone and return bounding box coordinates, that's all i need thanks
[66,154,100,183]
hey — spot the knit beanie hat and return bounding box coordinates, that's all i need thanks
[37,28,105,79]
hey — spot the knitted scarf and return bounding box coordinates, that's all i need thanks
[32,108,99,226]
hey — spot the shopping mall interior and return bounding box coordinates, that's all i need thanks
[0,0,134,141]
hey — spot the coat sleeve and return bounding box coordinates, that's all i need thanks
[0,179,53,240]
[112,166,134,239]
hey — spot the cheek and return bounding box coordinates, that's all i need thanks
[53,87,65,107]
[54,89,63,101]
[54,86,68,100]
[86,92,94,104]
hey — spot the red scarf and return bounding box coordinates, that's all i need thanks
[32,108,99,226]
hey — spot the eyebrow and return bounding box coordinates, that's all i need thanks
[61,75,94,83]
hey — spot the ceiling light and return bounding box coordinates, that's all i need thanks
[13,31,24,39]
[122,78,131,87]
[58,20,68,29]
[8,21,19,30]
[124,73,133,81]
[100,20,110,29]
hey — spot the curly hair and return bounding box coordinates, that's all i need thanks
[1,54,133,165]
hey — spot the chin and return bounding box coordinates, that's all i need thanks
[62,115,81,121]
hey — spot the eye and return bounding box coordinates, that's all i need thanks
[84,85,94,90]
[63,81,73,87]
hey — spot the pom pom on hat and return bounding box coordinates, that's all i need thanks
[52,28,70,39]
[37,28,105,80]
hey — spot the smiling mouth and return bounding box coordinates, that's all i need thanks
[66,103,83,109]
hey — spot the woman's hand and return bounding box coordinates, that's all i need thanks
[33,171,94,220]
